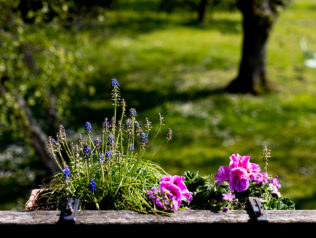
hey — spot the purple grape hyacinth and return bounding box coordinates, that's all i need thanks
[107,134,115,141]
[128,144,134,151]
[140,132,148,142]
[83,145,91,153]
[105,150,113,158]
[98,153,105,163]
[60,167,71,177]
[94,137,102,145]
[88,178,96,193]
[111,78,119,87]
[129,108,137,117]
[85,122,92,132]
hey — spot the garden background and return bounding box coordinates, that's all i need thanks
[1,0,316,210]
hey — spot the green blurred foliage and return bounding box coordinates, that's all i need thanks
[0,0,91,136]
[0,0,92,209]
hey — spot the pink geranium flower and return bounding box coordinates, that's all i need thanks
[255,172,269,183]
[229,154,251,169]
[160,174,173,183]
[160,181,182,201]
[229,167,250,192]
[229,154,261,177]
[215,154,263,192]
[215,166,231,185]
[166,175,193,202]
[222,193,235,201]
[172,175,187,191]
[248,163,261,180]
[148,175,192,211]
[269,177,281,192]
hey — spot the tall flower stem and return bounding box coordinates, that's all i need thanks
[52,152,62,170]
[140,115,163,160]
[111,79,120,136]
[262,146,271,174]
[57,151,66,167]
[99,158,105,184]
[85,160,90,178]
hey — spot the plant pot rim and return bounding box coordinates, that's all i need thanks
[25,188,50,211]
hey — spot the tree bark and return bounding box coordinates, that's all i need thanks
[226,0,277,94]
[197,0,209,23]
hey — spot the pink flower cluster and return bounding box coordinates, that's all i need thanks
[147,175,192,211]
[269,177,281,193]
[222,193,235,201]
[215,154,278,192]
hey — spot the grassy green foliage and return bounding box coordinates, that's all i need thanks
[40,84,169,212]
[1,0,316,209]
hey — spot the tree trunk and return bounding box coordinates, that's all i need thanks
[226,0,277,94]
[197,0,209,23]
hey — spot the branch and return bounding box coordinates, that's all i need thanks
[0,84,59,174]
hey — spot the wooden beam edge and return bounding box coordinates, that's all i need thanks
[1,210,316,225]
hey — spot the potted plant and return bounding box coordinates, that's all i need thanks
[26,78,295,214]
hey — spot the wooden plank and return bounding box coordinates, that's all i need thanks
[1,210,316,225]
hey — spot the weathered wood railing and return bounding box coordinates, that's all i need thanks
[1,210,316,234]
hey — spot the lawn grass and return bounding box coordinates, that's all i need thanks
[70,0,316,209]
[2,0,316,209]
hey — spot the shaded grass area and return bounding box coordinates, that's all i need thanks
[1,0,316,209]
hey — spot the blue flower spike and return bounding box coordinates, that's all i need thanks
[85,122,92,132]
[83,144,91,153]
[111,78,120,87]
[88,178,96,193]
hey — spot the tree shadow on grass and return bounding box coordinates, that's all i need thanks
[125,86,225,107]
[76,9,241,40]
[70,85,226,128]
[181,17,241,34]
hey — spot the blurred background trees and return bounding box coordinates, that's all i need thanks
[0,0,92,207]
[1,0,316,210]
